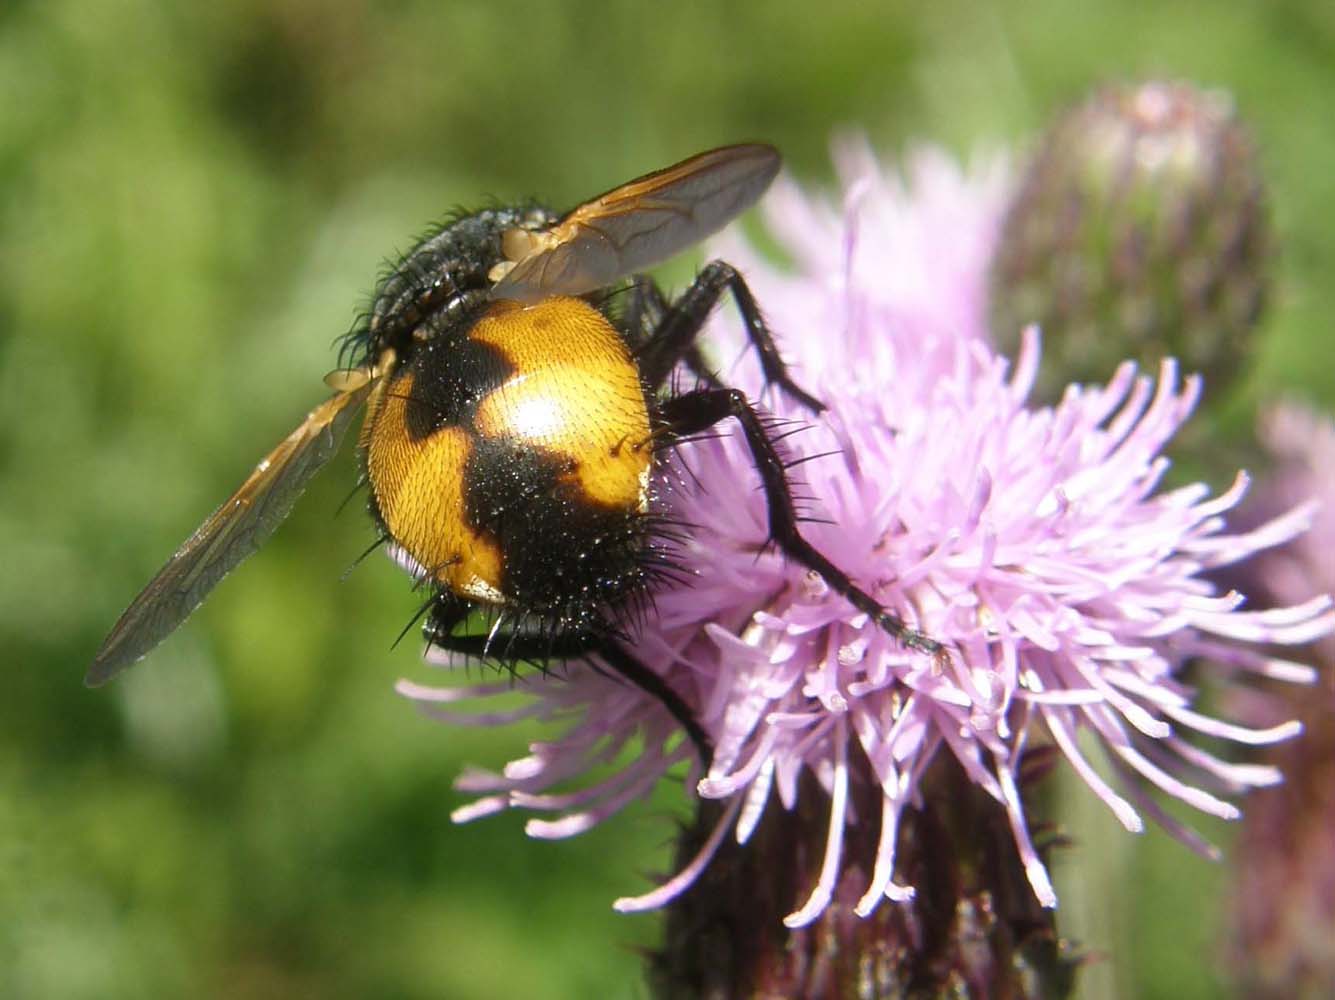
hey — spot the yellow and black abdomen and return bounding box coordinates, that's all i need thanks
[363,295,656,627]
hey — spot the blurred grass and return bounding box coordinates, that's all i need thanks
[2,1,1331,996]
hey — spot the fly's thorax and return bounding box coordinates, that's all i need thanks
[361,295,655,615]
[356,205,554,367]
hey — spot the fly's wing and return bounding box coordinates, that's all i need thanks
[87,382,374,686]
[491,143,780,302]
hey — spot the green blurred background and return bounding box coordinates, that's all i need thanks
[3,2,1332,997]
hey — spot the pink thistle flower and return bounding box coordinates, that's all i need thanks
[397,138,1333,924]
[1230,402,1335,666]
[1224,401,1335,995]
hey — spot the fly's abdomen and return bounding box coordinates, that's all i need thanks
[470,297,652,512]
[363,296,655,617]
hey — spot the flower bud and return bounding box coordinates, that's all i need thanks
[991,81,1271,400]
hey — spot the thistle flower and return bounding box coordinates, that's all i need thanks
[1225,403,1335,668]
[398,139,1331,940]
[1225,402,1335,996]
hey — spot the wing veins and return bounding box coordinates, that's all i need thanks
[87,382,373,686]
[492,143,779,301]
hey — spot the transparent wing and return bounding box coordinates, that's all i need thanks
[492,143,780,302]
[87,382,374,686]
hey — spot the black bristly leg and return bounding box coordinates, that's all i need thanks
[660,388,946,663]
[636,261,826,414]
[424,593,471,638]
[622,275,668,353]
[424,616,712,762]
[624,276,722,394]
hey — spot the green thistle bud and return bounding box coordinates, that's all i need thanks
[990,81,1271,400]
